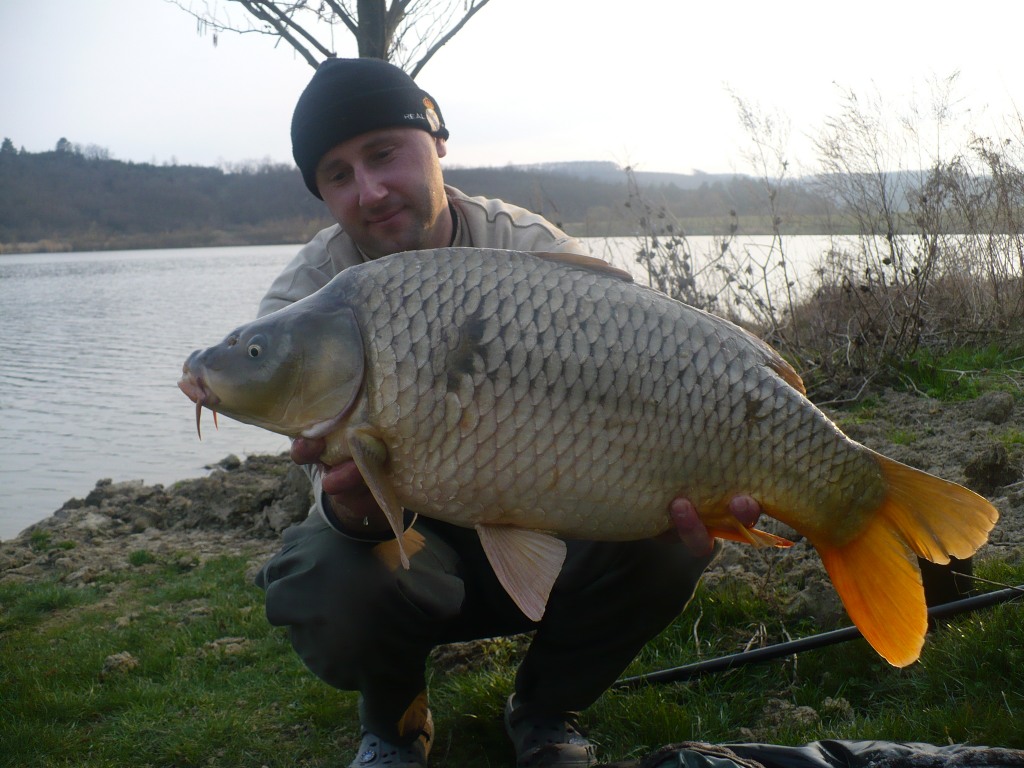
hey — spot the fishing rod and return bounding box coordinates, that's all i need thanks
[613,582,1024,690]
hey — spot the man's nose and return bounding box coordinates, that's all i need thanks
[355,168,387,206]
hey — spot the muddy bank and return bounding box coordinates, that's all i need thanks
[0,454,310,585]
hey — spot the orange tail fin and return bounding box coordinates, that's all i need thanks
[872,453,999,563]
[816,453,998,667]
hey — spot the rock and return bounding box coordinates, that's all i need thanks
[964,442,1020,496]
[739,699,820,741]
[0,453,290,586]
[785,579,845,629]
[76,510,114,533]
[259,464,313,532]
[101,651,140,679]
[201,637,250,656]
[972,390,1015,424]
[213,454,242,470]
[821,696,854,722]
[66,566,100,584]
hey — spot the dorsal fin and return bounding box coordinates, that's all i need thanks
[722,318,805,394]
[534,251,634,283]
[701,307,806,395]
[765,351,805,394]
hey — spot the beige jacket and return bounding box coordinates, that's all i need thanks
[258,185,586,318]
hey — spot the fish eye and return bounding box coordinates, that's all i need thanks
[246,334,267,359]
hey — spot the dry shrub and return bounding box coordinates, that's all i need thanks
[623,166,730,313]
[626,78,1024,400]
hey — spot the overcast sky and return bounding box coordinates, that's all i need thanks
[2,1,1021,176]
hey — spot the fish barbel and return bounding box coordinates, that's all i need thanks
[178,248,998,666]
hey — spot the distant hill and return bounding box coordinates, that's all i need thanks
[506,160,741,189]
[0,143,834,253]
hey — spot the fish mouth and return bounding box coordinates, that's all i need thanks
[178,364,221,439]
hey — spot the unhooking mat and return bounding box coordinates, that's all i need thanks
[601,740,1024,768]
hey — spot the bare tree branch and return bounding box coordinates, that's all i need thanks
[237,1,329,66]
[322,1,360,37]
[408,0,491,78]
[167,0,495,73]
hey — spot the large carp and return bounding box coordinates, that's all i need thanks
[179,248,997,666]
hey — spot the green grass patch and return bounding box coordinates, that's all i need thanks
[0,579,104,633]
[886,428,919,445]
[0,554,359,767]
[580,561,1024,755]
[3,554,1022,766]
[894,345,1024,400]
[127,549,158,567]
[26,530,78,554]
[997,429,1024,449]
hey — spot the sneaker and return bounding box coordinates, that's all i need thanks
[348,710,432,767]
[503,694,598,767]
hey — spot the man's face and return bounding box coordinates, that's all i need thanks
[314,127,450,259]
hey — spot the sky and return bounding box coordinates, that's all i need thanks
[1,0,1021,177]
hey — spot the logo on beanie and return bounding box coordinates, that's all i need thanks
[423,97,442,133]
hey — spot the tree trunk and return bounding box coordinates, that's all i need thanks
[356,0,390,59]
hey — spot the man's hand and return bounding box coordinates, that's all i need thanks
[290,437,392,536]
[669,495,762,557]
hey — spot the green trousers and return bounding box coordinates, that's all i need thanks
[256,512,716,742]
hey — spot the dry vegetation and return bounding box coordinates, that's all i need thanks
[626,77,1024,399]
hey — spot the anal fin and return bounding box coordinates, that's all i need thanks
[707,521,795,548]
[476,525,567,621]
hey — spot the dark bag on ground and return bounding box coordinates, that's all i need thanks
[602,740,1024,768]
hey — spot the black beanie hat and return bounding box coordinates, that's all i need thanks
[291,57,449,198]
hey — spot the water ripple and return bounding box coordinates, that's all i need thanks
[0,245,296,539]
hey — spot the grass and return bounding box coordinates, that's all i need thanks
[596,563,1024,750]
[0,553,358,767]
[2,551,1022,767]
[893,345,1024,401]
[885,428,919,445]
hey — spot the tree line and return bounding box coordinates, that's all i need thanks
[0,140,837,253]
[0,140,329,252]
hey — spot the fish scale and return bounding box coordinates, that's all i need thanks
[334,251,865,540]
[179,247,998,666]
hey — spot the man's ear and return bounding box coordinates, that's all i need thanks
[434,137,448,159]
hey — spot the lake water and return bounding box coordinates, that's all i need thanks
[0,245,297,540]
[0,236,835,540]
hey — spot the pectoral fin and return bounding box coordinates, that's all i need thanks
[476,525,567,621]
[348,428,411,569]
